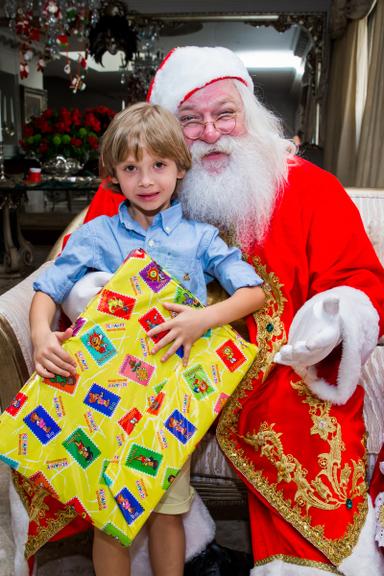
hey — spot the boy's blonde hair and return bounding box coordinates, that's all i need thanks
[100,102,192,185]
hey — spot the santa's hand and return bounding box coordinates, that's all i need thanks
[274,297,341,368]
[274,287,379,405]
[62,271,113,322]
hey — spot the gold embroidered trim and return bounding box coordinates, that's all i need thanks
[12,471,78,558]
[253,554,343,574]
[216,261,367,566]
[243,381,366,514]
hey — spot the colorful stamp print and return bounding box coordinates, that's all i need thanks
[72,316,86,336]
[119,354,155,386]
[147,392,165,415]
[100,460,111,486]
[43,373,79,395]
[125,444,163,477]
[24,406,61,445]
[80,325,117,366]
[119,408,143,435]
[164,410,196,445]
[162,467,180,490]
[103,522,132,546]
[0,455,18,469]
[174,286,201,308]
[66,496,92,524]
[153,380,167,394]
[138,308,168,343]
[6,392,27,416]
[115,487,144,526]
[83,383,120,416]
[30,471,58,499]
[214,393,230,414]
[139,261,171,292]
[97,288,136,320]
[63,428,101,469]
[183,365,215,399]
[216,339,247,372]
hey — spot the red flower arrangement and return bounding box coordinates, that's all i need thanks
[21,105,116,164]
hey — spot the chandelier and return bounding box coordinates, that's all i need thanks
[121,22,163,103]
[4,0,102,89]
[4,0,163,95]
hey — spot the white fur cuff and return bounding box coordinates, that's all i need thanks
[302,287,379,404]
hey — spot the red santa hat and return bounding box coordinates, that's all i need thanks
[147,46,254,113]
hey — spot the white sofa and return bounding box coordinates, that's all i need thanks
[0,188,383,575]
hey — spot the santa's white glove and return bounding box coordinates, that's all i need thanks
[274,287,380,404]
[62,271,113,322]
[274,297,341,368]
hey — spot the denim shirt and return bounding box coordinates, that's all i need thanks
[34,201,262,305]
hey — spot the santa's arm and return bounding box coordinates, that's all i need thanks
[275,287,380,404]
[275,171,384,404]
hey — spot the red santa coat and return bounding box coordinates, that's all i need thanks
[20,159,384,570]
[216,158,384,571]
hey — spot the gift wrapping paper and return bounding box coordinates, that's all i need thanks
[0,248,257,545]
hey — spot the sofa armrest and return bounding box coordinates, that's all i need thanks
[0,262,52,410]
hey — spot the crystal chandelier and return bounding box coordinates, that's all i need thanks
[4,0,102,86]
[121,21,163,103]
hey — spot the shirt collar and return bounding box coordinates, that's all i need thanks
[118,200,183,235]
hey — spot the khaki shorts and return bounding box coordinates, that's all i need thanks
[154,458,195,515]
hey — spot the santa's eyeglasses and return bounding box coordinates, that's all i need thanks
[179,113,237,140]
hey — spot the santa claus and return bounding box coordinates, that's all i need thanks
[18,47,384,576]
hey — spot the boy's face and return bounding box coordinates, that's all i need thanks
[112,149,185,226]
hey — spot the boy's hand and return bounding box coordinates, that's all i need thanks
[33,327,77,379]
[148,303,209,366]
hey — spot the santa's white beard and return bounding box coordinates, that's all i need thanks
[178,134,284,248]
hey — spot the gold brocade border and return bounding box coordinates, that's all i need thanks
[216,260,367,567]
[12,471,78,558]
[253,554,343,574]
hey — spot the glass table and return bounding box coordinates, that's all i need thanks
[0,176,100,276]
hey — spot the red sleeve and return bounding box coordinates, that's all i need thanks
[300,164,384,334]
[84,177,124,223]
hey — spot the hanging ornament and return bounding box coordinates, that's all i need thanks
[70,74,86,93]
[64,62,71,74]
[23,48,34,61]
[78,53,88,70]
[37,57,46,71]
[19,61,30,79]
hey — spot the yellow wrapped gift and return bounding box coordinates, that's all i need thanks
[0,248,257,545]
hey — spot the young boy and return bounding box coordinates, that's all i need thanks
[29,102,265,576]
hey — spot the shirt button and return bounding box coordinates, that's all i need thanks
[148,239,155,247]
[165,226,171,233]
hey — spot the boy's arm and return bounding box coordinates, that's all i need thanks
[30,291,76,378]
[148,285,265,365]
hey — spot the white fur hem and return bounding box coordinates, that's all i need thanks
[303,287,379,404]
[127,493,215,575]
[250,559,335,575]
[339,495,384,575]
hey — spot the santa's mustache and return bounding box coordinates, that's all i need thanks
[189,136,237,162]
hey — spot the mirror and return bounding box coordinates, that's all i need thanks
[43,11,327,145]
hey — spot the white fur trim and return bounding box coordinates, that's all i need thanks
[148,46,254,113]
[250,559,335,575]
[9,476,30,576]
[339,495,384,575]
[374,490,384,546]
[130,493,215,575]
[299,287,379,405]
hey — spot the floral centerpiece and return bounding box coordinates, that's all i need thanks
[20,105,116,166]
